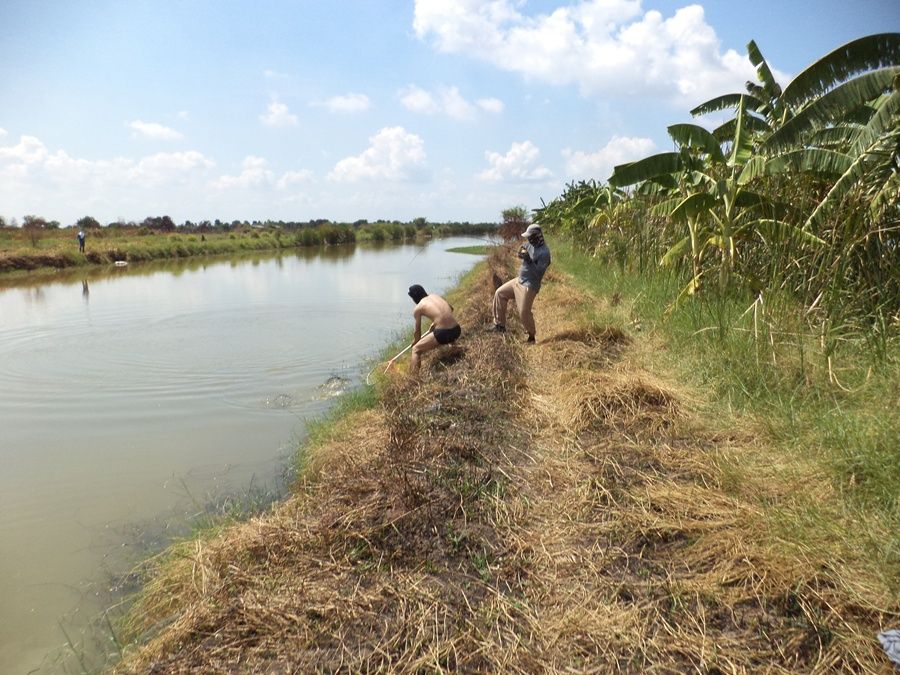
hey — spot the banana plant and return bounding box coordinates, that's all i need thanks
[761,33,900,227]
[611,94,820,304]
[540,33,896,334]
[534,180,623,248]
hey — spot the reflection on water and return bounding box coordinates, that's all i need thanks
[0,238,484,673]
[0,246,360,294]
[19,285,47,307]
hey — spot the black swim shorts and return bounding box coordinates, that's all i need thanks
[434,324,461,345]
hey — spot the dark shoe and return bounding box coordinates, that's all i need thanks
[492,324,506,333]
[525,334,535,343]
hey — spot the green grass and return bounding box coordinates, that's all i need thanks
[0,230,296,273]
[301,385,380,455]
[2,224,499,275]
[555,241,900,585]
[446,245,489,255]
[0,227,367,274]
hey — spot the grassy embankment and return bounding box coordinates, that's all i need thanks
[445,245,490,255]
[114,241,897,672]
[0,223,485,277]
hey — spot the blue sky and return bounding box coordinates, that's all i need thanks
[0,0,896,225]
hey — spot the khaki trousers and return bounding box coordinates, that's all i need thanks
[493,278,537,335]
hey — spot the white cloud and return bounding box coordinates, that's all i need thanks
[563,135,657,181]
[476,97,504,113]
[0,127,7,138]
[328,126,427,182]
[211,156,273,190]
[130,151,214,186]
[399,84,490,120]
[399,85,440,114]
[276,169,314,190]
[176,110,190,121]
[128,120,184,141]
[440,86,476,120]
[0,136,152,190]
[478,140,552,182]
[264,69,289,80]
[0,134,48,165]
[0,133,216,221]
[413,0,776,107]
[318,93,371,113]
[259,100,298,127]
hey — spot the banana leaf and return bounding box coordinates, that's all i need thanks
[729,95,753,166]
[752,218,826,247]
[767,67,899,151]
[668,124,726,163]
[671,193,717,221]
[609,152,683,187]
[691,93,763,117]
[748,40,784,101]
[665,272,705,315]
[764,148,853,176]
[659,235,692,267]
[737,155,768,184]
[783,33,900,108]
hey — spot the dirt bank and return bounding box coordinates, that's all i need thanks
[117,243,897,672]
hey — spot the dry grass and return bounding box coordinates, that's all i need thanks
[116,247,898,673]
[514,268,897,673]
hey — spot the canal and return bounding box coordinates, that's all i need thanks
[0,237,484,673]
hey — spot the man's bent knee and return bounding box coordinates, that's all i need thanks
[412,341,435,357]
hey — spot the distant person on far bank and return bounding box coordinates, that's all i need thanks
[76,230,86,253]
[388,284,461,377]
[492,223,551,343]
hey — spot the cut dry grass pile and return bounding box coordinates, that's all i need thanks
[554,372,681,436]
[116,244,897,673]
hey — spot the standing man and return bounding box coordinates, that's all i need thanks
[492,223,551,343]
[389,284,461,377]
[76,230,86,253]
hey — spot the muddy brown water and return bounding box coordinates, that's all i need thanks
[0,238,485,673]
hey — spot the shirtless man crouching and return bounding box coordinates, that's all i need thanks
[391,284,461,377]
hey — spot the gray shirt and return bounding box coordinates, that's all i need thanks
[518,242,551,292]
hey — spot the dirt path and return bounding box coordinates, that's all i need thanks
[118,251,895,673]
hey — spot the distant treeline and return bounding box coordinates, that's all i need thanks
[0,215,498,274]
[0,214,496,237]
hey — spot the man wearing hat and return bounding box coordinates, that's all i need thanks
[492,223,551,343]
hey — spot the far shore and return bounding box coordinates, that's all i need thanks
[0,222,496,278]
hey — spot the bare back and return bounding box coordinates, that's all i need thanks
[414,294,457,330]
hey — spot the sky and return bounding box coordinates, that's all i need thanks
[0,0,897,226]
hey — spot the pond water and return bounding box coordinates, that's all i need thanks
[0,237,485,673]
